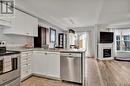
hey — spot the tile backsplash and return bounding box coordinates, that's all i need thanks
[0,28,33,47]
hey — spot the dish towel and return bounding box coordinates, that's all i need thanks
[3,56,12,73]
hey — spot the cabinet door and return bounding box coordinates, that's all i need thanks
[32,51,47,75]
[46,52,60,78]
[25,13,38,36]
[0,18,12,27]
[31,17,38,37]
[4,9,38,36]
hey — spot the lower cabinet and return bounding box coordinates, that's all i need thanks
[21,51,33,80]
[32,51,60,78]
[45,52,60,78]
[32,51,47,75]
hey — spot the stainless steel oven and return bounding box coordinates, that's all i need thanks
[0,54,20,86]
[0,47,6,53]
[0,58,3,74]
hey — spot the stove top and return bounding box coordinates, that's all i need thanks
[0,51,20,56]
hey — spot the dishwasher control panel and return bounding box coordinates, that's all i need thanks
[60,53,81,57]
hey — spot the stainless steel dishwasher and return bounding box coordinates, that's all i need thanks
[60,52,82,83]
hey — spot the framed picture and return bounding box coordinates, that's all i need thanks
[50,28,56,43]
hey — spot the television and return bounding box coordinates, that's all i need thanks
[100,32,114,43]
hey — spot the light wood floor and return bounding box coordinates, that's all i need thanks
[86,58,130,86]
[21,76,81,86]
[22,58,130,86]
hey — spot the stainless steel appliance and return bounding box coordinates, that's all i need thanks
[0,53,20,86]
[60,52,82,83]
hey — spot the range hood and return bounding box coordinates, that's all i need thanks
[0,19,12,28]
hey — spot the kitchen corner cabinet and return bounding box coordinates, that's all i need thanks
[32,51,60,78]
[21,51,33,80]
[3,9,38,37]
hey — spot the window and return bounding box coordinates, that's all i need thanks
[50,28,56,43]
[116,35,130,51]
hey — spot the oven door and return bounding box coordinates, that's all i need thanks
[0,47,6,53]
[0,54,20,85]
[0,58,3,74]
[2,77,20,86]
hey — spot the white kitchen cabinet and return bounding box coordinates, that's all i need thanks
[21,51,33,80]
[32,51,47,75]
[32,51,60,78]
[24,12,38,36]
[0,18,12,28]
[4,9,38,37]
[46,52,60,78]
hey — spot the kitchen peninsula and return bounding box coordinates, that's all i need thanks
[7,47,86,86]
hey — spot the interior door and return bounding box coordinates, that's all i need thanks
[41,27,46,46]
[34,26,47,48]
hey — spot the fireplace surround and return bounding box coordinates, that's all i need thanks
[98,43,114,60]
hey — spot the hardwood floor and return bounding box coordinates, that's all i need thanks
[21,76,81,86]
[86,58,130,86]
[22,58,130,86]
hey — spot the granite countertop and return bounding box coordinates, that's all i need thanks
[7,48,60,52]
[60,49,86,53]
[7,48,33,52]
[7,47,86,53]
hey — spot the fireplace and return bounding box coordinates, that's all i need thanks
[103,49,111,58]
[98,43,113,60]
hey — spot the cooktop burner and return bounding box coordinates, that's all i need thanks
[0,51,20,56]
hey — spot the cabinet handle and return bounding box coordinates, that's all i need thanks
[26,71,28,73]
[69,53,71,55]
[45,53,47,55]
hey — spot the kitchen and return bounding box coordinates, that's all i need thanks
[0,0,86,86]
[1,0,130,86]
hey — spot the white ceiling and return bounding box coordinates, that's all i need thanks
[16,0,130,29]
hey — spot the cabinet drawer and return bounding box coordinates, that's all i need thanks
[21,51,32,57]
[21,63,31,67]
[21,70,30,77]
[21,65,31,71]
[21,57,31,62]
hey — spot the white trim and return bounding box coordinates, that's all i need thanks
[98,43,114,60]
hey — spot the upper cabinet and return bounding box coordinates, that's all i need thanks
[4,9,38,37]
[0,18,12,28]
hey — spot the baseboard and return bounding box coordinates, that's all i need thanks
[32,73,61,81]
[97,57,114,60]
[21,74,33,82]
